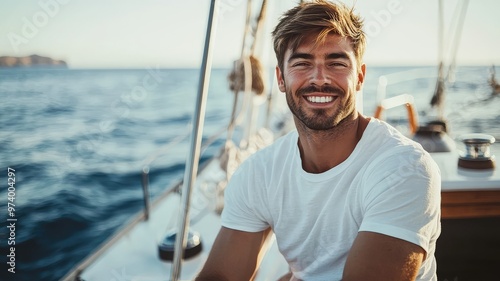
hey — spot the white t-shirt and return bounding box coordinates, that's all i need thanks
[221,118,441,280]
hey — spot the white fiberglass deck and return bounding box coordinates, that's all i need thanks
[77,159,289,281]
[72,142,500,281]
[432,151,500,191]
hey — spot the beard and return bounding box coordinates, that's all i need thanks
[285,84,355,131]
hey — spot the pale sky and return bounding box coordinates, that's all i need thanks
[1,0,499,68]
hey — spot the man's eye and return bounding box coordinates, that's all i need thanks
[291,61,310,67]
[330,62,347,67]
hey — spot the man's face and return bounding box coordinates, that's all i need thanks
[276,33,365,131]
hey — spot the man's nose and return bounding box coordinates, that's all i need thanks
[310,65,331,85]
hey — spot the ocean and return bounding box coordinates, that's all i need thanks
[1,66,499,281]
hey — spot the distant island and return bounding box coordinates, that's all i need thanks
[0,54,68,68]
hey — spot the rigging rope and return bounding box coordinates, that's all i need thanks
[226,0,268,142]
[430,0,469,119]
[222,0,270,175]
[445,0,469,82]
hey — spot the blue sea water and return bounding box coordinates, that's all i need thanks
[0,66,499,281]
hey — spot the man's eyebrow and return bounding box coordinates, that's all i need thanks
[288,51,351,62]
[287,52,313,62]
[326,52,350,60]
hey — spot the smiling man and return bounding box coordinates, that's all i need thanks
[196,1,441,280]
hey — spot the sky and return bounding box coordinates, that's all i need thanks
[0,0,499,69]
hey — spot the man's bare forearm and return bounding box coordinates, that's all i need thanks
[194,273,229,281]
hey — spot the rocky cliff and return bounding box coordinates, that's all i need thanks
[0,54,67,67]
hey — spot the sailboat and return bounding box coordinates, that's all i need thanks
[61,1,500,280]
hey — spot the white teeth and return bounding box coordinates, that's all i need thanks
[307,96,334,103]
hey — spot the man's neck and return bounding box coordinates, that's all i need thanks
[296,112,369,173]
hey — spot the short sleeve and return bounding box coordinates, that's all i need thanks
[359,147,441,253]
[221,160,270,232]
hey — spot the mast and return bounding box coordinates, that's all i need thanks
[170,0,219,280]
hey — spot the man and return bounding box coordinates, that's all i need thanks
[196,1,441,280]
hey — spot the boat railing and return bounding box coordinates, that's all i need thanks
[138,124,228,221]
[171,0,219,279]
[373,93,419,134]
[141,167,151,220]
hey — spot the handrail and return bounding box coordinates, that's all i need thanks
[138,123,227,225]
[374,93,419,134]
[59,182,180,281]
[170,0,219,280]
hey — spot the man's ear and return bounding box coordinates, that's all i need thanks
[356,63,366,91]
[276,66,286,92]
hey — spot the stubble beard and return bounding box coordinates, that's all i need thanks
[285,85,355,131]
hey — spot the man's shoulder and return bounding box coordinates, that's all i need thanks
[362,119,438,172]
[366,118,428,153]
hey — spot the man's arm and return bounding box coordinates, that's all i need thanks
[195,226,271,281]
[342,231,426,281]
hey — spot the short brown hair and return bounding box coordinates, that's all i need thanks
[272,0,366,71]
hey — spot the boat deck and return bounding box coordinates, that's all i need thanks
[68,159,289,281]
[64,147,500,281]
[432,151,500,219]
[433,151,500,191]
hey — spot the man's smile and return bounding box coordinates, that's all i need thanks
[305,95,336,103]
